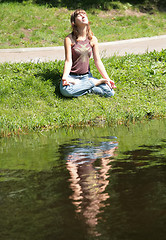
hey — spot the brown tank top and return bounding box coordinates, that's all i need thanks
[70,38,92,75]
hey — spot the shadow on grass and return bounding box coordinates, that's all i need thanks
[35,68,64,98]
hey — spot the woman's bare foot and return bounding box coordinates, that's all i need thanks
[89,78,107,86]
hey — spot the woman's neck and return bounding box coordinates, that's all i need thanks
[77,26,87,40]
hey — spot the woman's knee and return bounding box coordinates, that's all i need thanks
[108,89,115,97]
[60,88,75,97]
[103,88,115,97]
[60,83,73,97]
[92,85,115,97]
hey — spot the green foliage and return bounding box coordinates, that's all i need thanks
[7,0,165,11]
[0,50,166,137]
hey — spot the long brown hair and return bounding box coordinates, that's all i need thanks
[70,9,93,40]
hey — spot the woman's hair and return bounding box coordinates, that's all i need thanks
[70,9,93,40]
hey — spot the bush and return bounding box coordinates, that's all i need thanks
[1,0,165,11]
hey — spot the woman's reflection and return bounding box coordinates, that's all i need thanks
[65,138,118,235]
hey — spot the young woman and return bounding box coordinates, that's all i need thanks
[60,9,116,98]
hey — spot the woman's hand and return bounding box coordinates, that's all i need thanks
[62,79,70,86]
[107,79,116,89]
[100,78,116,89]
[62,78,77,86]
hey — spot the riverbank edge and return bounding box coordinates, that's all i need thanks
[2,115,166,138]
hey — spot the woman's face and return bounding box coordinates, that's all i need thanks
[75,12,89,26]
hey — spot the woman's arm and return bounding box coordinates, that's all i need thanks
[62,35,73,86]
[92,36,116,88]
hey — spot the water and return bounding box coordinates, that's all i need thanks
[0,119,166,240]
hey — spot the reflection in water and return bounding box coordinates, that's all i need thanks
[0,120,166,240]
[63,137,118,235]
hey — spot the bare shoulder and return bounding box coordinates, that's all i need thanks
[90,35,98,47]
[64,34,71,43]
[65,33,75,46]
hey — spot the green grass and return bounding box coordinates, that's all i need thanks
[0,49,166,137]
[0,2,166,48]
[0,2,166,137]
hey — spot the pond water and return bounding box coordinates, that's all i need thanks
[0,119,166,240]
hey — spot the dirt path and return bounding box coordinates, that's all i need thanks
[0,35,165,63]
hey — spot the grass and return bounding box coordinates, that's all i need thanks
[0,49,166,137]
[0,2,166,48]
[0,2,166,137]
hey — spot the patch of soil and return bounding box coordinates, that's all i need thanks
[21,28,33,39]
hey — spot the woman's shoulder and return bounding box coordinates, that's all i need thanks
[65,33,75,45]
[90,35,98,47]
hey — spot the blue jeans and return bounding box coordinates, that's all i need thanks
[60,73,115,97]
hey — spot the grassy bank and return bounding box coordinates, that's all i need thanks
[0,49,166,137]
[0,2,166,49]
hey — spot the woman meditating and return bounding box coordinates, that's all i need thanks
[60,9,116,98]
